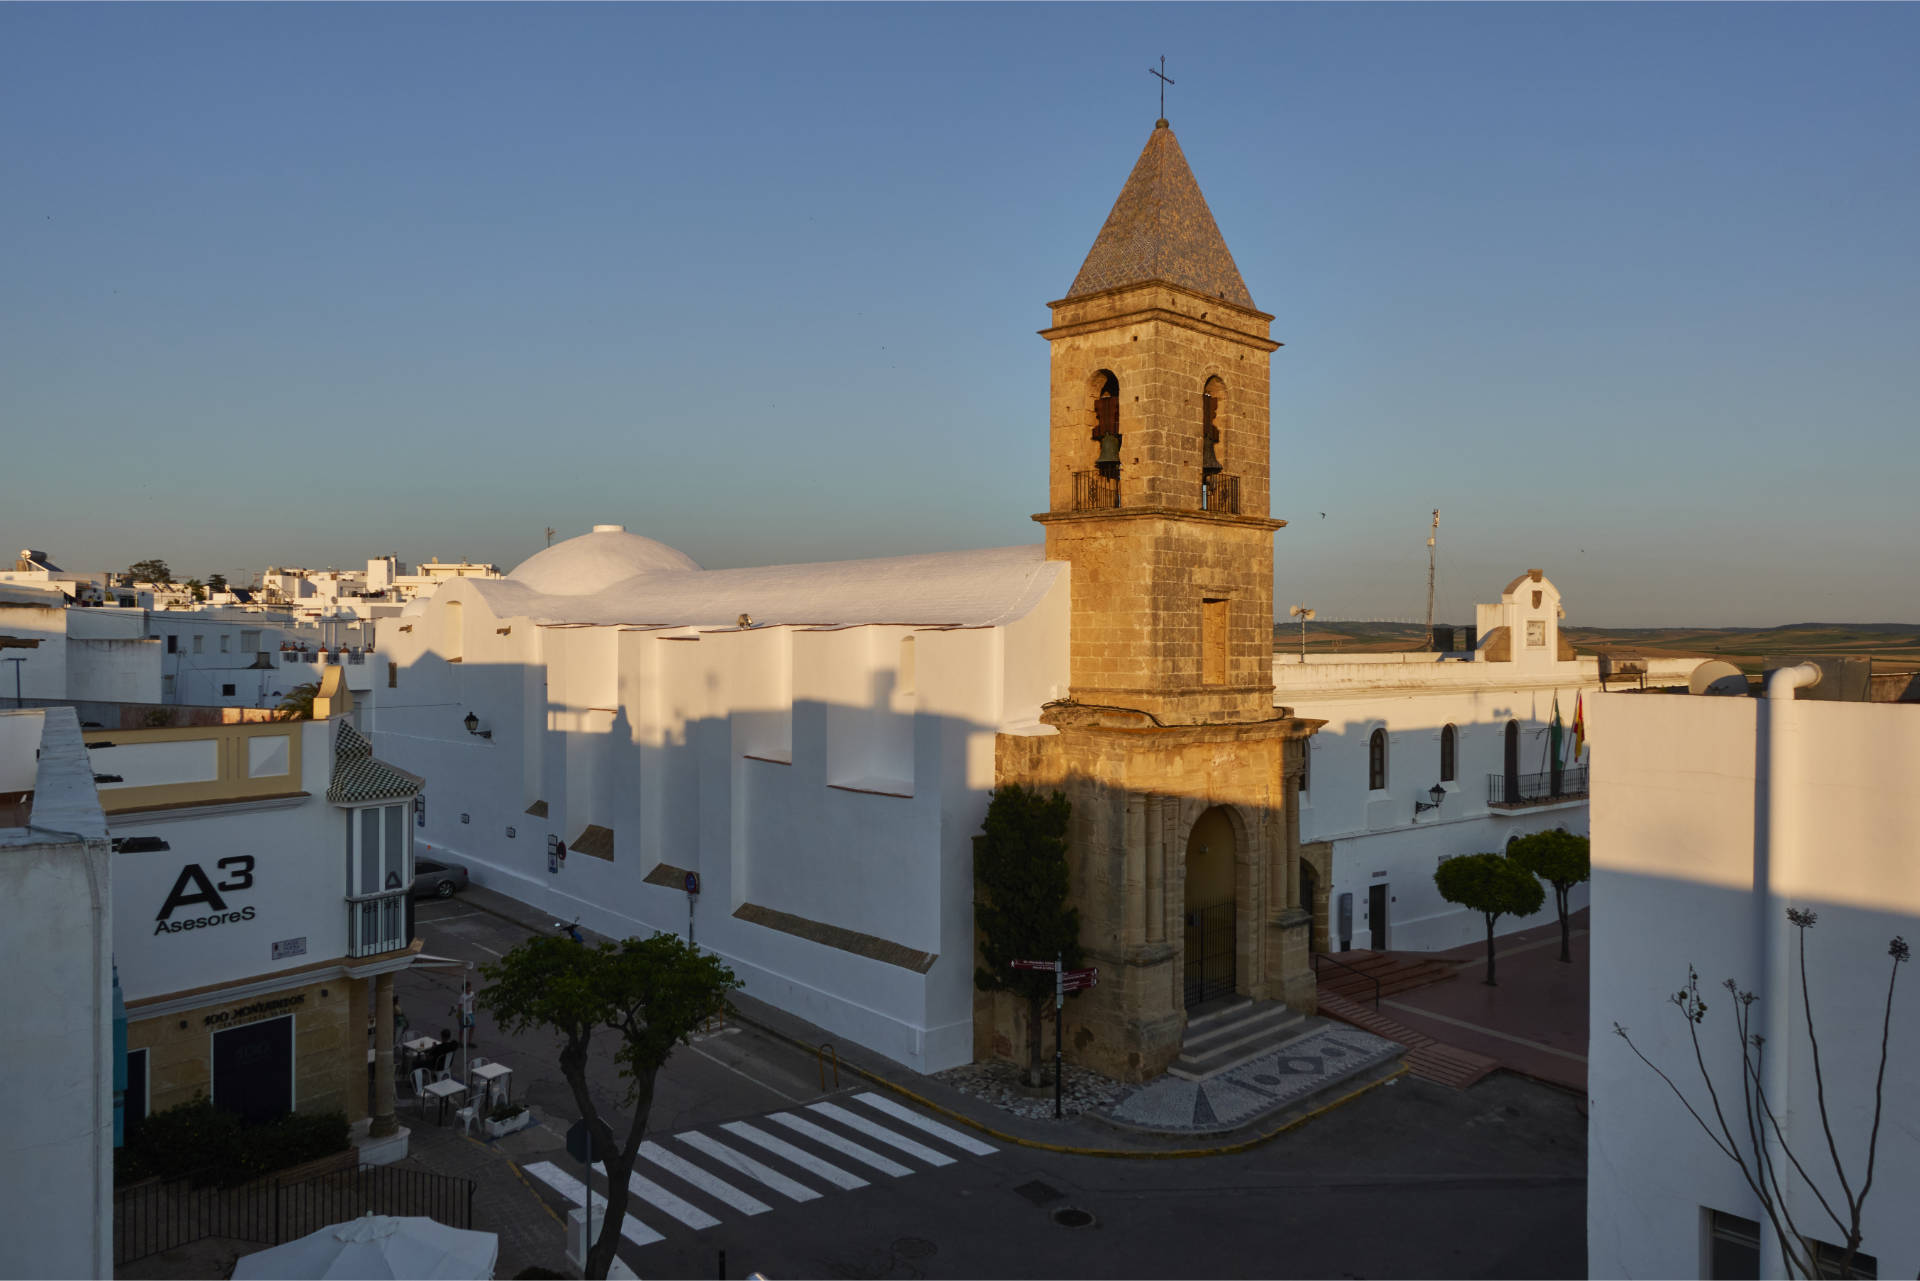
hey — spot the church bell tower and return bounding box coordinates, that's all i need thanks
[987,117,1320,1084]
[1034,118,1285,726]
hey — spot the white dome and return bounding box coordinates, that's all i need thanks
[508,524,700,595]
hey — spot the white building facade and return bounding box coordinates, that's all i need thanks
[0,705,115,1280]
[1280,570,1696,953]
[370,526,1067,1072]
[1588,679,1919,1279]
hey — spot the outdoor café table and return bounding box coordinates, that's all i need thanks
[422,1077,467,1126]
[470,1061,513,1111]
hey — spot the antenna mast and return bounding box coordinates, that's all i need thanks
[1425,509,1440,648]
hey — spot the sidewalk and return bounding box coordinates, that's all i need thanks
[428,882,1409,1154]
[1370,909,1590,1093]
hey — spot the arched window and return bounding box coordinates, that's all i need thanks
[1368,728,1388,791]
[1440,724,1457,783]
[1201,376,1226,476]
[1091,371,1121,479]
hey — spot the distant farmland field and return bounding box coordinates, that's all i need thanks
[1272,621,1920,674]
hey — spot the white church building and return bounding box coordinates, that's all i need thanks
[368,528,1067,1071]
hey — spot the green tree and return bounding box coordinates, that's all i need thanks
[274,682,319,721]
[127,558,172,584]
[184,578,206,603]
[973,785,1083,1086]
[480,933,738,1281]
[1434,852,1545,985]
[1507,829,1591,963]
[207,573,228,593]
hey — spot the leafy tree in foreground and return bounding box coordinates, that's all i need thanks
[481,933,738,1281]
[1433,852,1544,985]
[127,558,172,584]
[1506,829,1591,963]
[974,785,1082,1086]
[1614,911,1908,1279]
[274,682,319,721]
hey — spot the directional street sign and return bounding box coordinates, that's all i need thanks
[1010,959,1059,972]
[1060,967,1099,992]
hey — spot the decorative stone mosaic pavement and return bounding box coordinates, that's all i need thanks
[1105,1024,1405,1133]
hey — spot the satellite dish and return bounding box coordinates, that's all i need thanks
[1689,660,1749,697]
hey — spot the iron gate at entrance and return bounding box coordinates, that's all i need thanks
[1184,901,1236,1007]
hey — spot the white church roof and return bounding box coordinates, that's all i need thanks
[469,541,1060,630]
[507,523,702,594]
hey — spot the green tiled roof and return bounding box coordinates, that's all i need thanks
[327,720,424,805]
[1065,121,1255,309]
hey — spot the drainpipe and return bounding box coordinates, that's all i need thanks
[1759,662,1819,1278]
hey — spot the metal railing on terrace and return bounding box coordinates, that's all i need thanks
[1487,766,1589,809]
[1201,472,1240,514]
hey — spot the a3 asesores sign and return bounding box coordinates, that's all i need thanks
[153,856,258,935]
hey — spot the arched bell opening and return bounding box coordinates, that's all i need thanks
[1090,370,1122,480]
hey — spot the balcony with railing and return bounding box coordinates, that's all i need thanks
[1487,766,1589,810]
[347,889,410,958]
[1073,470,1120,511]
[1201,473,1240,514]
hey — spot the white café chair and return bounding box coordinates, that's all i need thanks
[409,1068,429,1116]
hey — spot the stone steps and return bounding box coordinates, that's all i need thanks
[1167,999,1312,1080]
[1315,992,1498,1090]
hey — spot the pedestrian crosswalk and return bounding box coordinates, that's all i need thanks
[523,1092,996,1256]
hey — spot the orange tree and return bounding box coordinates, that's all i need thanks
[1434,852,1544,985]
[973,785,1082,1086]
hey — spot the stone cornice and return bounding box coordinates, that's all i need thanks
[1039,303,1280,351]
[1034,506,1285,533]
[1045,278,1275,324]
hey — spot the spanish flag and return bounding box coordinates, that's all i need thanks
[1570,692,1587,761]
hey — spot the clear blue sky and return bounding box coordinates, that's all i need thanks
[5,4,1916,626]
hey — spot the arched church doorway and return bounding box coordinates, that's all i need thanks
[1183,806,1238,1007]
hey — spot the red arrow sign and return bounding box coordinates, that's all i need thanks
[1060,968,1099,991]
[1010,959,1059,972]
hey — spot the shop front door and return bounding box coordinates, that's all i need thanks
[213,1015,294,1125]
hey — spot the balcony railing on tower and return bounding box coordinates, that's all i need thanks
[1201,473,1240,514]
[1074,470,1120,511]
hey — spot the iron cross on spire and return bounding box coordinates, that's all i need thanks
[1149,55,1174,119]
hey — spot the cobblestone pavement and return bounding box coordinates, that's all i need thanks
[1106,1024,1403,1132]
[932,1058,1133,1120]
[399,1118,571,1280]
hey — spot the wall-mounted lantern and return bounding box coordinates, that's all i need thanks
[463,712,491,740]
[1413,783,1447,819]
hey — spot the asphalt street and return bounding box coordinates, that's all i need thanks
[398,890,1587,1280]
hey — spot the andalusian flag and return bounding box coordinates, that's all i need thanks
[1549,694,1564,770]
[1570,693,1587,761]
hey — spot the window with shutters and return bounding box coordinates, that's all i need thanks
[1369,728,1388,791]
[1440,724,1457,782]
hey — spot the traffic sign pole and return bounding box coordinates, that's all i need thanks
[1054,951,1064,1119]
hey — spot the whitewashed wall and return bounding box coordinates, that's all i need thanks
[370,574,1069,1072]
[1588,693,1920,1279]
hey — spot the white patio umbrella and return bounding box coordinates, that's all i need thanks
[232,1214,498,1280]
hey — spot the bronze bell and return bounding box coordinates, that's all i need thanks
[1201,437,1223,474]
[1096,433,1123,467]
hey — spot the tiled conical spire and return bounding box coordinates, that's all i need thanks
[1065,120,1255,309]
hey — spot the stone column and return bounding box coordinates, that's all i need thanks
[1144,794,1166,944]
[370,972,398,1138]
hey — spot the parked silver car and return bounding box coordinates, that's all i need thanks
[411,857,470,899]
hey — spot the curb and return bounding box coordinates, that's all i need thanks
[731,1008,1409,1160]
[439,891,1405,1158]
